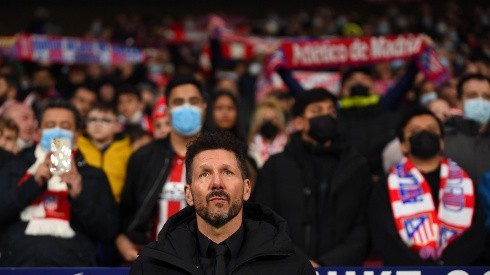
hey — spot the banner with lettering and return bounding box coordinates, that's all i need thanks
[11,34,145,65]
[266,34,450,86]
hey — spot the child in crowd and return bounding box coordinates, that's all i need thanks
[0,117,19,154]
[117,85,151,131]
[77,103,132,203]
[151,96,171,139]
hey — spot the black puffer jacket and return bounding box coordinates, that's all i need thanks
[0,146,119,266]
[253,133,372,265]
[444,116,490,185]
[130,202,315,275]
[119,137,174,245]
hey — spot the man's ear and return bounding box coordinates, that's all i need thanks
[400,139,409,155]
[292,116,305,132]
[185,184,194,206]
[242,179,252,201]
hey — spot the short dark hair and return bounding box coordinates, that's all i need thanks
[0,117,19,134]
[117,84,141,100]
[87,102,117,116]
[185,130,248,184]
[40,99,82,130]
[164,74,205,103]
[396,107,444,142]
[456,73,490,99]
[291,88,338,117]
[341,66,373,86]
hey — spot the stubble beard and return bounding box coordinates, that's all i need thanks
[194,189,243,228]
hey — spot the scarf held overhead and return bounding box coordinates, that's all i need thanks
[265,34,449,86]
[387,158,474,261]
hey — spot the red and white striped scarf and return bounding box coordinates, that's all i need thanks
[388,157,474,260]
[19,145,75,238]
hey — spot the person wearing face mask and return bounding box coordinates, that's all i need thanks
[336,64,420,185]
[0,99,119,266]
[369,108,487,265]
[116,74,207,263]
[278,61,419,186]
[253,88,372,267]
[444,73,490,185]
[247,98,288,169]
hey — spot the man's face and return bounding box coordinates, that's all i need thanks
[341,72,374,98]
[185,149,251,228]
[400,114,443,156]
[6,104,36,142]
[461,79,490,107]
[85,110,119,142]
[41,108,76,133]
[295,99,337,133]
[70,88,97,118]
[117,93,143,119]
[167,84,206,128]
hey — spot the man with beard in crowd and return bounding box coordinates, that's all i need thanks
[130,130,314,274]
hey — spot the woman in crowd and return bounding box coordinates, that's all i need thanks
[247,98,288,169]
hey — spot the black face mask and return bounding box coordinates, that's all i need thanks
[409,130,441,159]
[259,121,279,140]
[33,85,50,96]
[308,115,337,144]
[350,84,370,97]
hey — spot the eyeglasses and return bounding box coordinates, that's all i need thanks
[86,117,116,124]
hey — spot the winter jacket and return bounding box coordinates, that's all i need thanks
[0,146,119,266]
[119,137,174,245]
[129,202,315,275]
[77,134,132,202]
[253,133,372,265]
[444,116,490,185]
[479,171,490,247]
[369,164,488,266]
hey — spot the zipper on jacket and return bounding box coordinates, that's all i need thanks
[127,157,170,233]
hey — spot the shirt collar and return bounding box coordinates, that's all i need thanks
[197,224,244,258]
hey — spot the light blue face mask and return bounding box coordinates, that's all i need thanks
[464,98,490,125]
[171,104,202,137]
[39,127,74,151]
[419,91,438,106]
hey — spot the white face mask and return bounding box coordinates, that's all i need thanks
[463,98,490,125]
[171,104,202,137]
[419,92,438,106]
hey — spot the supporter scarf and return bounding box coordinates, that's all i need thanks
[248,133,287,168]
[387,157,474,261]
[19,145,75,238]
[265,34,450,87]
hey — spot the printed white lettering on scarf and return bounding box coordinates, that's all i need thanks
[388,158,474,260]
